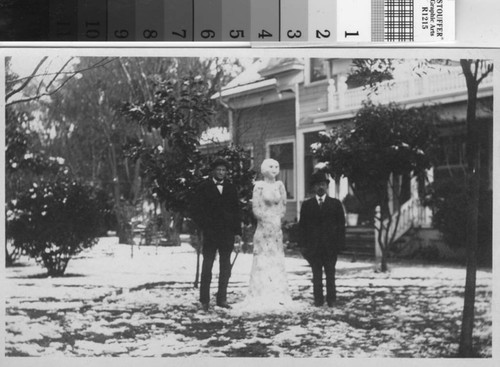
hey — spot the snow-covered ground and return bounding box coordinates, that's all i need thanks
[3,237,493,358]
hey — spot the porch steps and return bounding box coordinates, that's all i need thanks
[342,226,375,259]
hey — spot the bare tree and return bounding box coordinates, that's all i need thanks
[6,57,116,107]
[458,59,493,357]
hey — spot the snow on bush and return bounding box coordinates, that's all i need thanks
[7,178,105,276]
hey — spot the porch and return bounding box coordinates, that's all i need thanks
[310,69,494,123]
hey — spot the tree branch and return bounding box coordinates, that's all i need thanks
[6,71,78,107]
[5,56,48,100]
[9,57,115,84]
[45,57,74,92]
[477,63,493,85]
[6,57,118,106]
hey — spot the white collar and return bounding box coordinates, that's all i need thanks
[213,178,224,185]
[316,194,327,202]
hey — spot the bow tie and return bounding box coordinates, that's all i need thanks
[215,181,224,186]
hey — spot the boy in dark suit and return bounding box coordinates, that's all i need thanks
[192,157,241,311]
[299,172,346,307]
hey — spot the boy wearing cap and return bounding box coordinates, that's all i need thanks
[298,171,346,307]
[192,157,242,311]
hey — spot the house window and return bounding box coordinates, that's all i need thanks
[269,142,295,199]
[310,58,328,83]
[240,143,254,168]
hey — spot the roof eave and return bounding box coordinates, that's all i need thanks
[211,78,278,100]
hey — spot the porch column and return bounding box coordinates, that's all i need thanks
[295,83,302,219]
[327,79,335,112]
[332,177,340,199]
[228,109,234,140]
[296,130,305,219]
[337,74,347,110]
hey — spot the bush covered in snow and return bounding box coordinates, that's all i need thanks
[7,178,105,276]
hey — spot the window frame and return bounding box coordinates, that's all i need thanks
[265,137,296,201]
[242,143,255,169]
[305,58,332,86]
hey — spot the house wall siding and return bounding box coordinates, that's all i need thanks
[225,60,494,233]
[298,82,329,122]
[234,99,295,169]
[233,99,297,221]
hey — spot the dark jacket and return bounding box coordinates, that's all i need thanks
[192,178,242,237]
[298,196,346,259]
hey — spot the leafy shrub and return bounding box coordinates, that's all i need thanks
[5,107,68,266]
[282,220,300,245]
[426,178,467,249]
[412,244,442,261]
[7,178,105,276]
[425,177,492,265]
[342,194,362,213]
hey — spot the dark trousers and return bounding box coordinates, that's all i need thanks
[199,231,233,304]
[307,253,337,305]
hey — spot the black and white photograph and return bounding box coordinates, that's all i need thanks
[1,48,497,362]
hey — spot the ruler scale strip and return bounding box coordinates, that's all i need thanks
[77,0,107,41]
[281,0,308,43]
[0,0,455,43]
[194,0,223,41]
[135,0,165,41]
[222,0,250,41]
[251,0,280,42]
[49,0,78,41]
[108,0,136,41]
[309,0,336,43]
[164,0,194,42]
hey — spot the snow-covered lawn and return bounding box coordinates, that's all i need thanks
[4,237,492,358]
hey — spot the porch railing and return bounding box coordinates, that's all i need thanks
[374,197,432,257]
[331,70,493,113]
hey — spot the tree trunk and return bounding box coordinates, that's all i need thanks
[159,204,182,246]
[160,203,173,244]
[5,246,14,267]
[377,185,392,272]
[459,170,480,357]
[380,248,388,272]
[458,60,480,357]
[5,241,22,267]
[171,212,183,246]
[194,231,202,288]
[108,143,133,245]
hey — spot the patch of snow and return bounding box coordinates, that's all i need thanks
[17,301,84,311]
[229,341,247,349]
[74,340,128,355]
[8,343,44,356]
[273,326,309,345]
[4,237,492,358]
[7,320,63,342]
[127,334,194,357]
[437,296,463,307]
[83,322,127,337]
[231,298,308,315]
